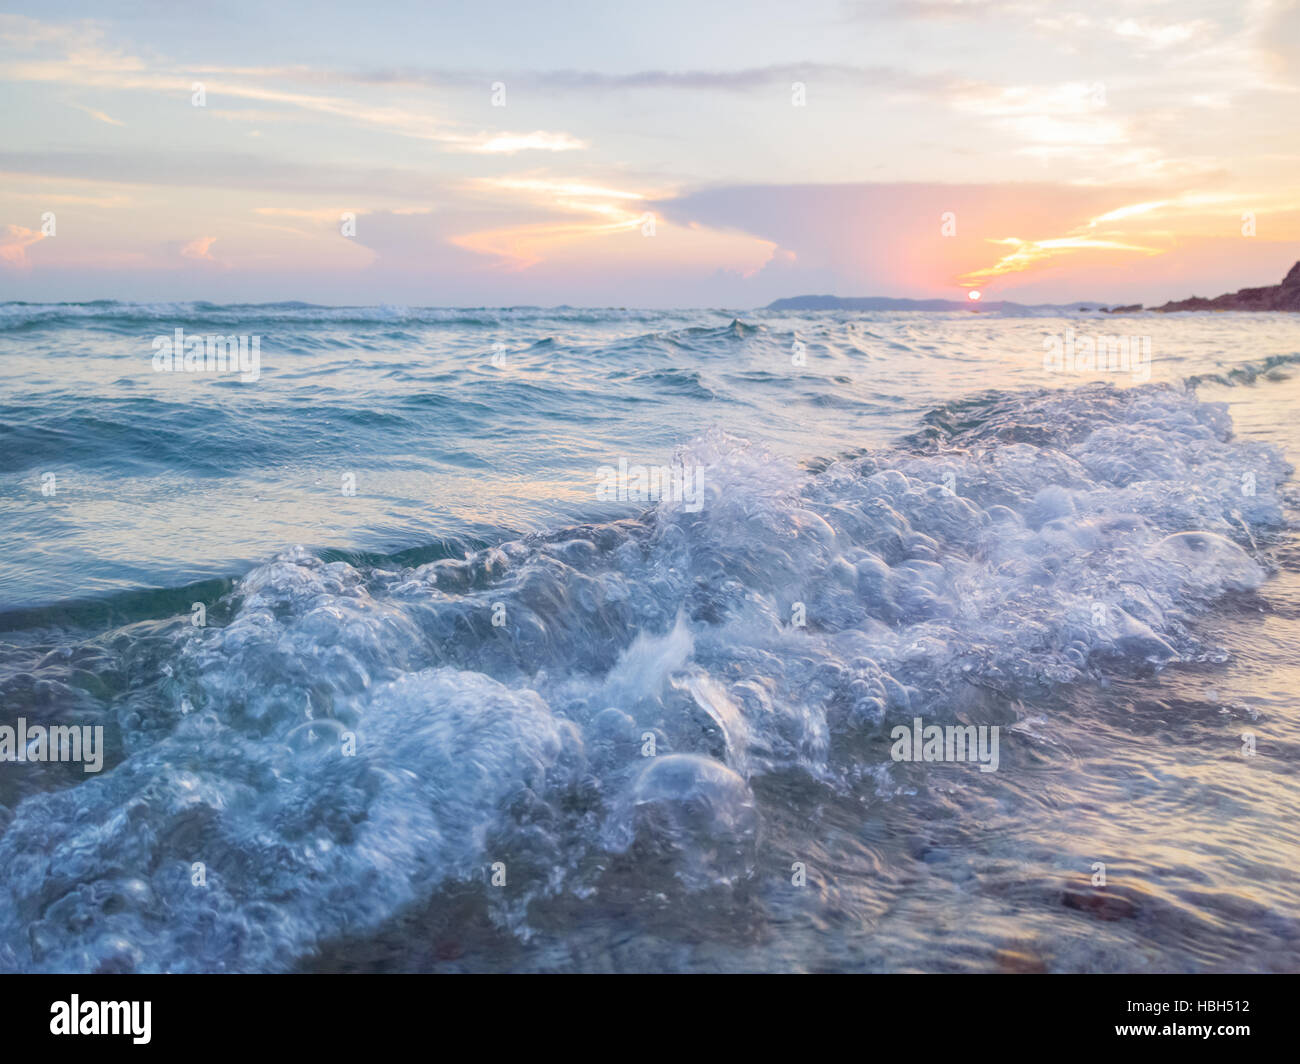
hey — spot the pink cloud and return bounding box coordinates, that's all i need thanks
[0,224,47,268]
[180,235,218,262]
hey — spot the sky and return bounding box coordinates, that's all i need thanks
[1,0,1298,306]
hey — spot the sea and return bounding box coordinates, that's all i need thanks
[1,300,1298,973]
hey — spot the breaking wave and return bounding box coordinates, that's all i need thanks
[0,380,1289,972]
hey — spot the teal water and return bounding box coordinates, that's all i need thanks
[1,302,1298,972]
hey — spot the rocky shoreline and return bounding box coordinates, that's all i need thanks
[1110,261,1300,313]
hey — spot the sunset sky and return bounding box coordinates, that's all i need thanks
[2,0,1298,306]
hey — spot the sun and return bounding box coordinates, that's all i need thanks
[967,289,982,301]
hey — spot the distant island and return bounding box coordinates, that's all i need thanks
[766,260,1300,314]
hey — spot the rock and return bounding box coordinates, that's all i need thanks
[1061,886,1139,921]
[1154,261,1300,312]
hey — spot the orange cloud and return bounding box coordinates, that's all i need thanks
[0,224,47,267]
[180,235,218,262]
[957,192,1300,287]
[449,176,653,268]
[959,235,1162,285]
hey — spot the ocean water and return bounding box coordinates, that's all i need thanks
[1,301,1299,973]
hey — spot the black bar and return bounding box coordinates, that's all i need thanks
[0,974,1292,1051]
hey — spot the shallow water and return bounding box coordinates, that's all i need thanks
[1,302,1298,972]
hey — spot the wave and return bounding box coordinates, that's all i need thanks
[1183,351,1300,389]
[0,301,693,332]
[0,380,1290,971]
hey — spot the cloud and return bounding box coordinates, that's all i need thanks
[0,224,47,267]
[448,177,652,268]
[479,178,647,201]
[6,188,130,207]
[254,207,362,221]
[200,60,956,96]
[470,131,586,154]
[1109,16,1216,52]
[658,182,1178,297]
[951,82,1131,156]
[67,102,124,126]
[660,181,1300,302]
[870,1,1041,22]
[0,18,585,155]
[958,235,1163,286]
[180,235,217,262]
[175,82,584,154]
[1257,0,1300,84]
[0,151,444,197]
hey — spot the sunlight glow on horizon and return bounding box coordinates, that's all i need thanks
[1,3,1298,305]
